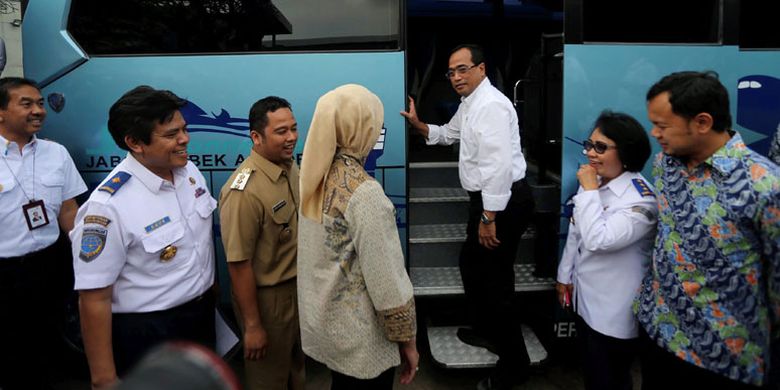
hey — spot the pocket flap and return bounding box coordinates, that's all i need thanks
[270,199,294,225]
[40,172,65,187]
[141,220,185,253]
[0,176,15,193]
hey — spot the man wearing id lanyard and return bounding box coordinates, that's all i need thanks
[0,77,87,389]
[70,86,217,389]
[219,96,304,390]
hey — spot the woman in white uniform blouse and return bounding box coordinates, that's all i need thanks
[556,110,656,390]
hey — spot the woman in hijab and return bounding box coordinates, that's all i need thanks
[298,84,418,389]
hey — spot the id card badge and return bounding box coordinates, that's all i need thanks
[23,199,50,230]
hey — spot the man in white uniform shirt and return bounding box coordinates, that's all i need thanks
[401,44,534,390]
[0,77,87,390]
[71,86,217,389]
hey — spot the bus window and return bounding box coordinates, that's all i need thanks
[68,0,400,55]
[262,0,400,50]
[739,2,780,50]
[578,0,720,44]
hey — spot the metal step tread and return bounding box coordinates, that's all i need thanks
[410,223,535,244]
[409,161,459,169]
[412,264,555,296]
[410,187,469,203]
[427,325,548,368]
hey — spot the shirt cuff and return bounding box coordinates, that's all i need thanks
[425,124,440,145]
[377,297,417,342]
[481,192,510,212]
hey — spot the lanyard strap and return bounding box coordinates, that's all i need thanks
[1,143,36,202]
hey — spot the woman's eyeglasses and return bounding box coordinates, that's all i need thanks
[583,139,617,154]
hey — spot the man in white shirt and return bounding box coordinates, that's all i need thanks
[0,77,87,390]
[71,86,217,389]
[401,44,534,390]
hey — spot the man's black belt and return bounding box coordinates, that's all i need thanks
[0,242,58,263]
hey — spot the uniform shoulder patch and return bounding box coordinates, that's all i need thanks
[99,172,132,195]
[79,227,107,262]
[631,178,655,198]
[230,168,253,191]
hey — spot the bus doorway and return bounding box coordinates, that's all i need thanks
[404,0,566,370]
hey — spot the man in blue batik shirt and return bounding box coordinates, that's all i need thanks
[635,71,780,389]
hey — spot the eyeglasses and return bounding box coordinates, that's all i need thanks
[582,139,617,154]
[445,64,478,79]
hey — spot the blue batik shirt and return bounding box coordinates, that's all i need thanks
[769,125,780,166]
[635,132,780,386]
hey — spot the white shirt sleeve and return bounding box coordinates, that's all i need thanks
[573,190,657,253]
[59,145,88,201]
[557,220,579,284]
[71,201,127,290]
[475,103,513,211]
[426,105,464,146]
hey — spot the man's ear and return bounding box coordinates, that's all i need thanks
[250,129,263,147]
[692,113,714,134]
[124,135,145,154]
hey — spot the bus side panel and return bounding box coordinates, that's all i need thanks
[562,44,780,219]
[37,51,407,303]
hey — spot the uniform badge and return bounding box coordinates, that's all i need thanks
[230,168,253,191]
[195,187,206,198]
[144,216,171,233]
[160,245,177,262]
[631,178,655,198]
[84,215,111,227]
[189,177,196,185]
[80,227,107,262]
[99,171,131,195]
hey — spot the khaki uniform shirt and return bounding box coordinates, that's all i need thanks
[219,150,299,286]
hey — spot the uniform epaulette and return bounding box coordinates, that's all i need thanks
[98,172,131,195]
[229,168,253,191]
[631,178,654,198]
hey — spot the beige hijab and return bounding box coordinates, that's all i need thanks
[300,84,384,223]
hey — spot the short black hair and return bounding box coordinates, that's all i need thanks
[107,86,187,151]
[646,71,731,133]
[592,110,651,172]
[0,77,40,109]
[248,96,291,137]
[450,44,485,66]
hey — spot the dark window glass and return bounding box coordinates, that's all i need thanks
[739,2,780,49]
[581,0,719,44]
[68,0,400,55]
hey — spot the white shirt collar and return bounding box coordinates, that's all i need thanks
[0,133,38,156]
[123,152,186,194]
[600,171,634,197]
[461,77,492,105]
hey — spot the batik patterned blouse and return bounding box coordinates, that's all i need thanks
[635,132,780,386]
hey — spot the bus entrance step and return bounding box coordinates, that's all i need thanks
[411,264,555,296]
[427,325,548,368]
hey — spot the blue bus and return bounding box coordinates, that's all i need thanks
[22,0,780,373]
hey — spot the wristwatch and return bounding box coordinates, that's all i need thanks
[480,212,495,225]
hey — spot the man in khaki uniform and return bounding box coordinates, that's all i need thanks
[219,96,304,390]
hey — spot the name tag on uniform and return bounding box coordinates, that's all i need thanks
[23,199,49,230]
[272,200,287,213]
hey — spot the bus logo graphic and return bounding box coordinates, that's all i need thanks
[180,101,250,138]
[737,74,780,156]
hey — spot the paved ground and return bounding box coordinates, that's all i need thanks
[52,339,641,390]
